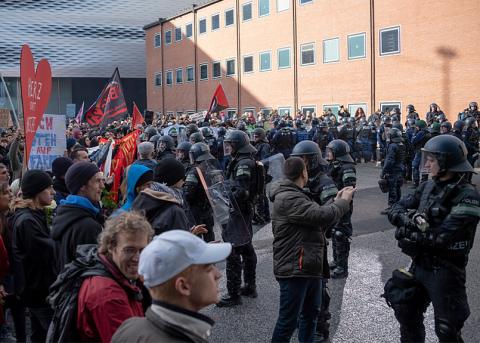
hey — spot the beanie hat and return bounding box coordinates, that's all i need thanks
[154,158,185,186]
[66,137,77,150]
[135,170,154,190]
[21,170,53,199]
[65,161,100,195]
[52,157,73,178]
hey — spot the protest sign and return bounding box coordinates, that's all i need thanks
[188,111,207,123]
[0,108,12,128]
[28,114,66,170]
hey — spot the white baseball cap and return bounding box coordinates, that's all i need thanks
[139,230,232,288]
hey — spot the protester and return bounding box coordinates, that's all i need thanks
[269,157,354,343]
[51,161,105,272]
[133,142,157,170]
[0,182,11,340]
[116,164,153,214]
[73,211,154,342]
[70,145,89,163]
[0,164,9,183]
[51,157,73,203]
[11,170,56,343]
[111,230,232,342]
[7,132,22,181]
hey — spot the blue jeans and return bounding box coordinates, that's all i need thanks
[271,277,322,343]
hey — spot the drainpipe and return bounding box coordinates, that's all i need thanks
[370,0,375,112]
[293,0,298,113]
[193,5,198,111]
[236,0,241,113]
[160,18,165,117]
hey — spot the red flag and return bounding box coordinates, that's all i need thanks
[75,101,84,124]
[84,68,129,127]
[206,84,229,121]
[131,102,145,128]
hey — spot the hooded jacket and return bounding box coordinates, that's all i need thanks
[269,180,349,279]
[131,185,189,236]
[117,164,152,214]
[51,195,104,273]
[53,177,70,204]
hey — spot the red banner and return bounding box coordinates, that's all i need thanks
[131,102,145,128]
[84,68,128,127]
[20,44,52,168]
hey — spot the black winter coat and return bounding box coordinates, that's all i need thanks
[269,180,349,279]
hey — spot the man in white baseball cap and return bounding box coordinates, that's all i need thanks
[111,230,232,343]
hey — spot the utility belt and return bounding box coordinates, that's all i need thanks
[415,253,467,270]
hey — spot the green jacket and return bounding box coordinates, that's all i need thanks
[269,180,349,279]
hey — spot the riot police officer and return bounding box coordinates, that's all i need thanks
[156,135,176,161]
[189,131,205,145]
[411,120,431,188]
[462,117,479,168]
[217,126,227,170]
[218,130,259,307]
[405,104,419,124]
[313,121,333,157]
[183,142,217,243]
[308,117,320,141]
[425,103,444,126]
[385,134,480,343]
[201,126,219,158]
[295,119,309,142]
[272,120,296,158]
[325,140,357,278]
[175,141,192,172]
[458,101,480,124]
[440,121,452,134]
[380,128,406,214]
[185,123,199,139]
[451,120,465,140]
[291,140,338,341]
[252,128,271,225]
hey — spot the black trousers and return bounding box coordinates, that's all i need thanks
[226,242,257,296]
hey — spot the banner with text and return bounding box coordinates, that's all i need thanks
[28,114,66,170]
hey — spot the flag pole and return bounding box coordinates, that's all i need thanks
[0,71,20,128]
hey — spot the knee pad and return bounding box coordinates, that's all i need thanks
[435,318,458,341]
[334,230,348,243]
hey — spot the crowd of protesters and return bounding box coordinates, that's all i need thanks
[0,100,477,342]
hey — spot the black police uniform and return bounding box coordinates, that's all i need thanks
[272,127,296,159]
[381,131,406,209]
[253,140,271,224]
[385,135,480,342]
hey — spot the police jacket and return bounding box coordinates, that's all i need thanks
[389,176,480,268]
[254,142,271,161]
[226,153,257,212]
[329,162,356,229]
[307,171,338,206]
[269,180,349,279]
[184,166,213,213]
[382,142,406,176]
[411,129,430,151]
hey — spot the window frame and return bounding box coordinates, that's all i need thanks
[380,102,402,116]
[165,30,172,45]
[165,70,173,86]
[212,61,222,79]
[154,33,161,48]
[243,107,256,116]
[243,54,254,74]
[199,63,209,81]
[301,106,316,116]
[299,0,313,5]
[154,72,162,86]
[225,8,235,27]
[278,107,292,117]
[242,2,253,22]
[211,13,221,31]
[199,18,207,35]
[186,65,195,82]
[186,23,193,38]
[300,42,316,66]
[174,27,182,42]
[323,37,340,63]
[259,51,272,72]
[175,68,183,84]
[323,104,341,118]
[226,108,237,118]
[277,0,290,12]
[348,103,368,117]
[226,58,236,76]
[347,32,366,60]
[258,0,270,17]
[379,26,401,56]
[277,47,291,69]
[260,107,273,117]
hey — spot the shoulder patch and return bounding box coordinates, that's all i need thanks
[450,202,480,217]
[236,165,251,177]
[185,173,198,183]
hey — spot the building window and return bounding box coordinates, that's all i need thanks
[186,23,193,38]
[301,106,316,116]
[199,18,207,34]
[211,14,220,31]
[154,72,162,86]
[299,0,313,4]
[166,70,173,85]
[165,30,172,45]
[243,55,254,73]
[348,103,368,116]
[226,58,236,76]
[154,33,161,47]
[212,61,221,79]
[278,47,291,69]
[380,102,401,115]
[323,104,340,118]
[277,0,290,11]
[300,43,315,65]
[259,51,271,71]
[186,66,194,82]
[323,38,339,63]
[227,108,237,118]
[260,108,273,117]
[174,28,182,42]
[243,107,256,116]
[200,64,208,80]
[348,33,366,59]
[380,26,400,55]
[225,9,235,26]
[242,2,253,21]
[278,107,291,117]
[259,0,270,17]
[176,68,183,84]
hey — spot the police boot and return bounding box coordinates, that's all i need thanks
[329,234,338,270]
[315,285,331,342]
[239,284,258,298]
[332,232,350,279]
[217,294,242,308]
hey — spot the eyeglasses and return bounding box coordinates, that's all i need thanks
[121,247,143,258]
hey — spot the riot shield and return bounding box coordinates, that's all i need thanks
[262,153,285,183]
[196,160,251,247]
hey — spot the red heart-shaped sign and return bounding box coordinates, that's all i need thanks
[20,44,52,167]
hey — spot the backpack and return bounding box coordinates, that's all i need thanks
[46,245,111,343]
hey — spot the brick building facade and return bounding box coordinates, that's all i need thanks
[144,0,480,121]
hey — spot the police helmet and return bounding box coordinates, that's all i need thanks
[469,101,478,111]
[158,135,175,151]
[415,120,427,129]
[145,126,158,138]
[253,128,266,141]
[237,121,247,131]
[189,132,205,143]
[291,140,328,173]
[217,127,227,137]
[176,141,192,153]
[430,103,438,111]
[185,124,199,137]
[200,126,213,138]
[453,120,465,132]
[295,119,304,129]
[168,127,178,137]
[149,134,161,145]
[465,117,477,128]
[430,122,441,134]
[326,139,354,163]
[348,117,356,125]
[421,135,473,173]
[189,142,215,163]
[406,104,415,113]
[286,120,293,128]
[311,118,319,126]
[224,130,256,154]
[440,121,452,132]
[388,128,403,143]
[392,122,403,131]
[278,119,286,128]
